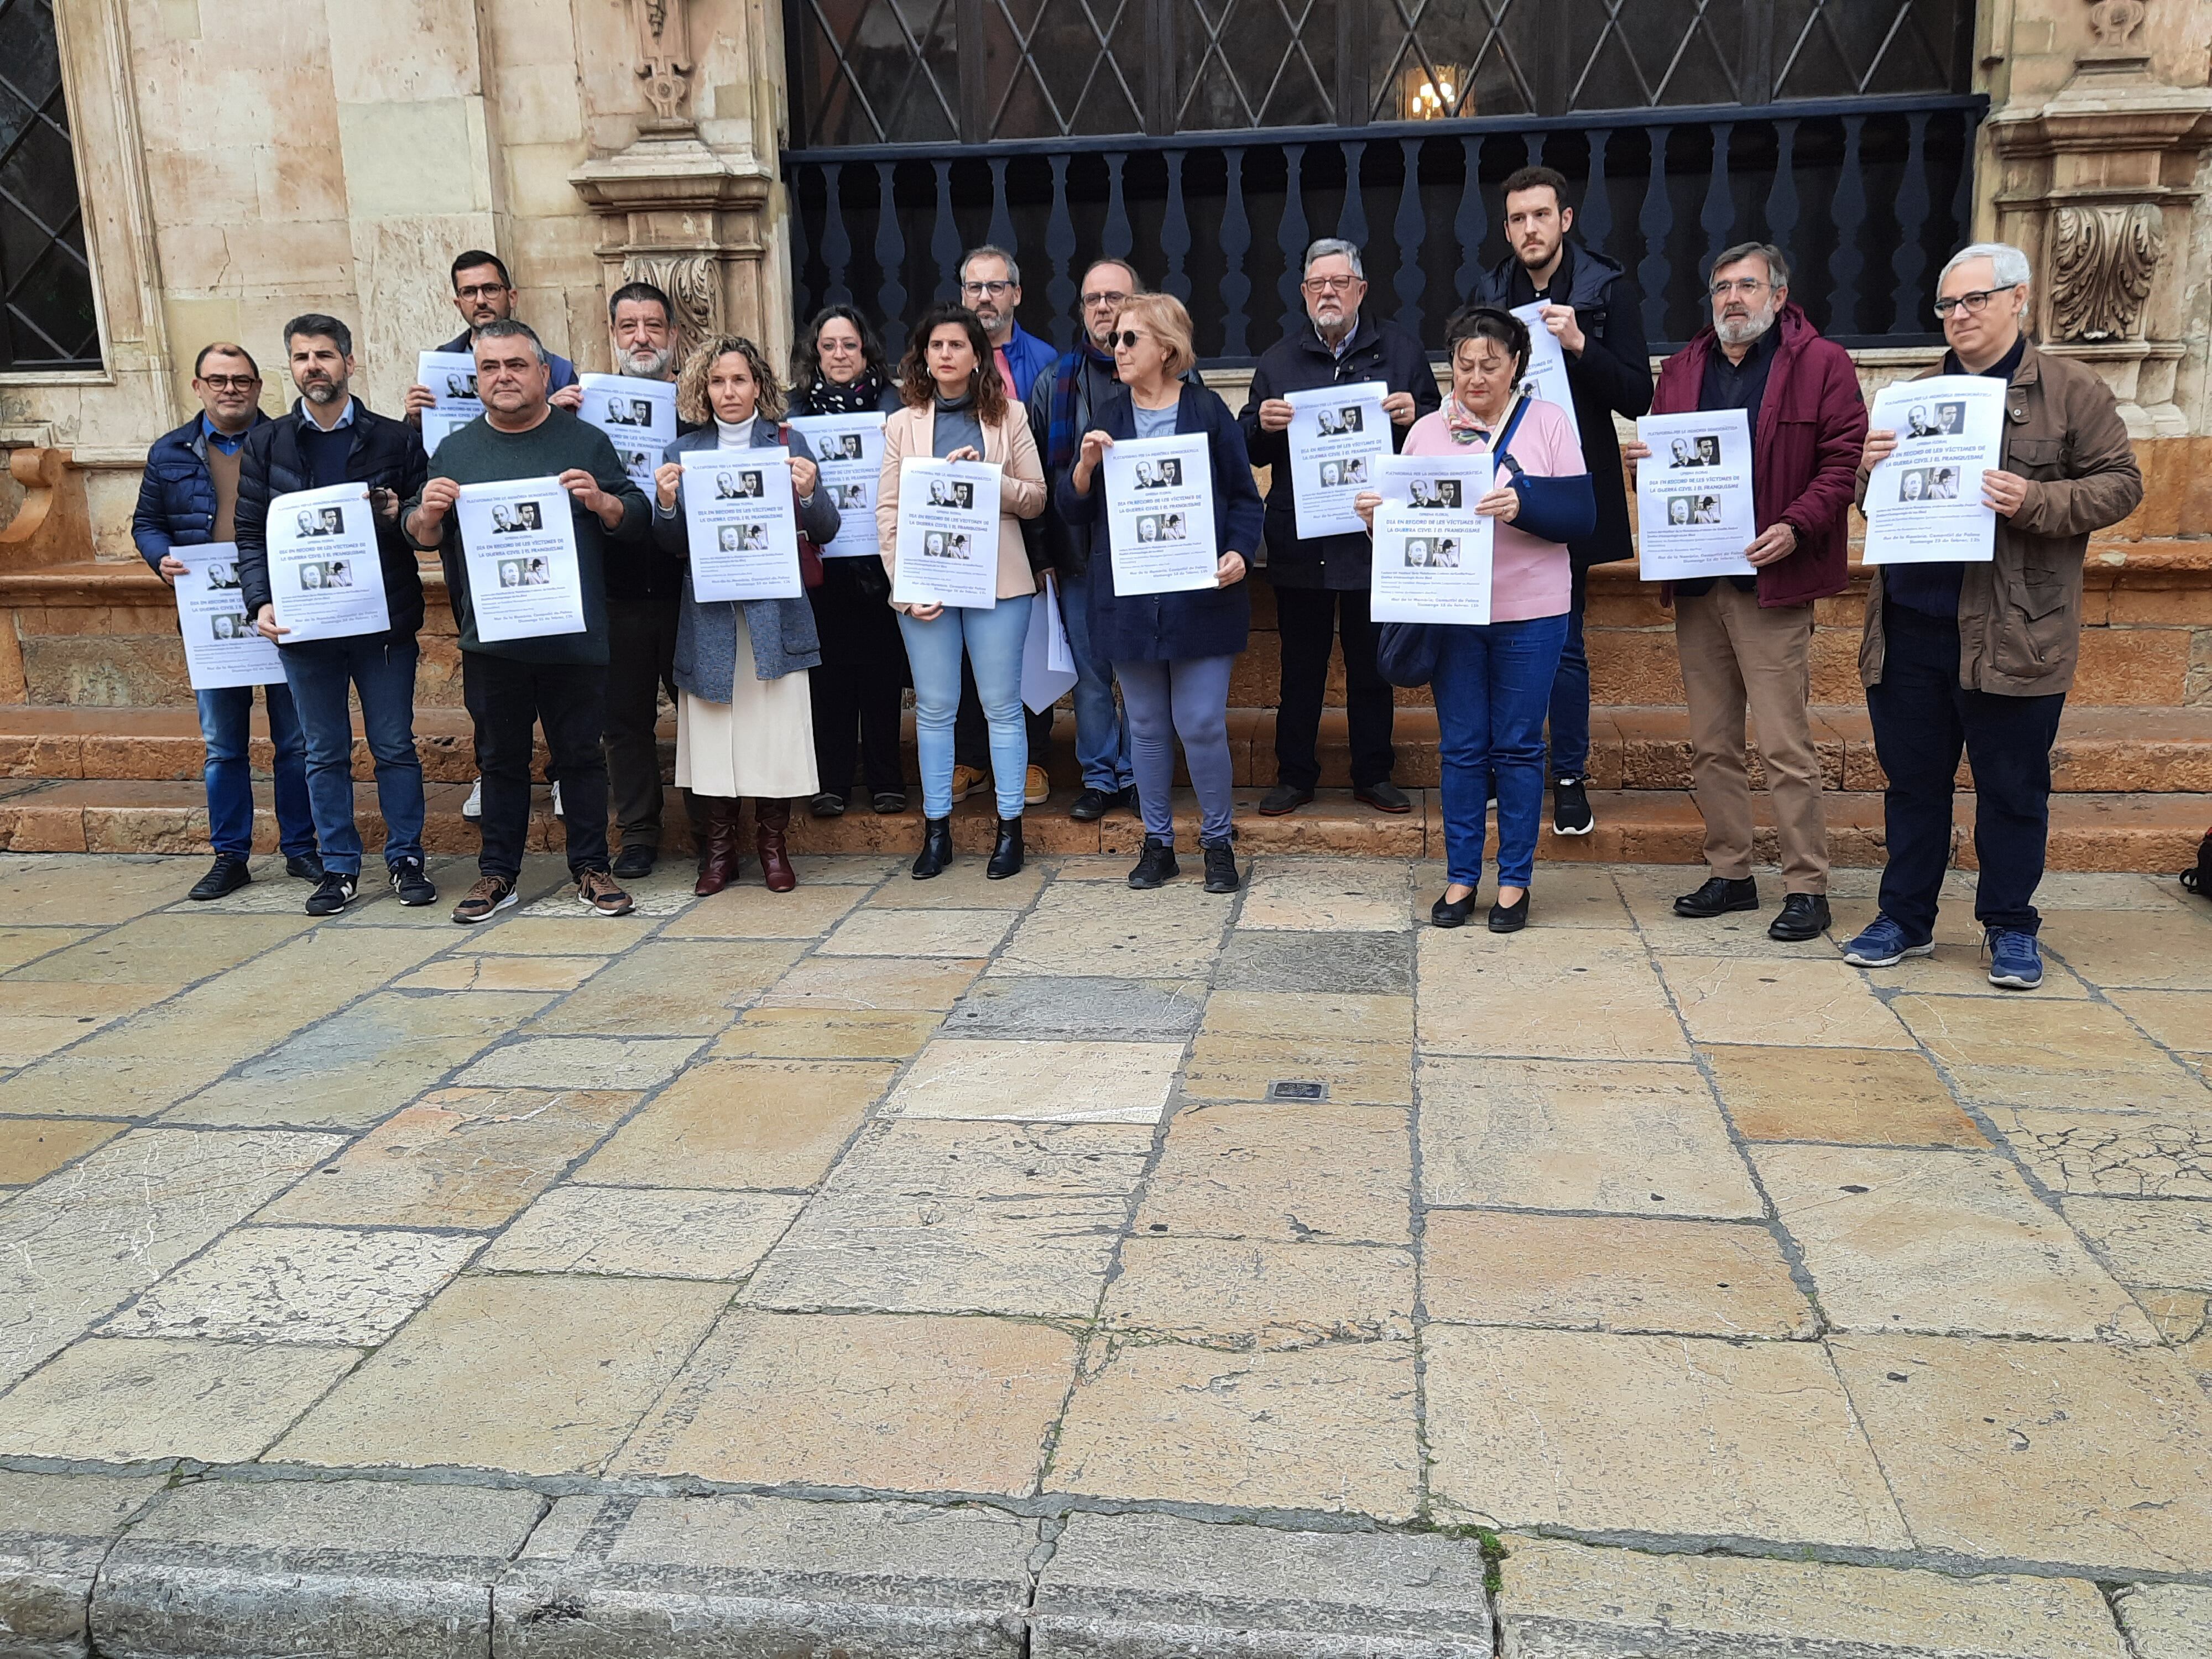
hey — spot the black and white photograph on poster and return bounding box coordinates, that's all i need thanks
[789,411,887,560]
[268,482,392,642]
[615,447,653,479]
[1864,374,2006,565]
[1401,536,1461,569]
[1371,454,1494,526]
[1635,408,1757,580]
[205,560,241,591]
[418,351,484,420]
[892,456,1001,608]
[455,476,587,640]
[1370,502,1494,624]
[579,373,677,493]
[1099,432,1219,594]
[173,542,288,690]
[445,373,477,400]
[1287,380,1389,538]
[681,448,804,603]
[602,396,655,426]
[1508,301,1574,416]
[210,613,252,639]
[1406,478,1462,509]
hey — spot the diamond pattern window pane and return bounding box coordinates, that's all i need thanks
[1773,0,1968,98]
[986,0,1146,137]
[1370,0,1535,121]
[1177,0,1337,133]
[793,0,962,144]
[0,0,99,371]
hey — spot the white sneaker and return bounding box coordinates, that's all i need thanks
[551,781,565,819]
[462,779,482,821]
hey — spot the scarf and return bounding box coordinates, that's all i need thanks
[800,368,886,415]
[1047,337,1118,473]
[1443,392,1517,447]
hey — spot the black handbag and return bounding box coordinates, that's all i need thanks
[2182,829,2212,897]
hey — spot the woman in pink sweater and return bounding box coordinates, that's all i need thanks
[1357,306,1595,931]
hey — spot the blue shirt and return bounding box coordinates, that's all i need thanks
[200,416,249,456]
[1885,335,2027,620]
[1132,400,1180,439]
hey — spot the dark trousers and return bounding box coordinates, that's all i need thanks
[1273,583,1395,792]
[1547,563,1592,782]
[1869,601,2066,937]
[463,651,611,881]
[603,596,702,851]
[809,566,910,799]
[954,658,1052,776]
[281,634,424,875]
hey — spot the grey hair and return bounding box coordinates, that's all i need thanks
[473,318,549,364]
[1303,238,1365,279]
[1940,241,2032,293]
[961,244,1021,286]
[1709,241,1791,289]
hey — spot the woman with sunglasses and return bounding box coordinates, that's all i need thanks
[1062,295,1262,893]
[1355,305,1594,932]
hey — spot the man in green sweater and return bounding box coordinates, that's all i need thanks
[403,319,650,922]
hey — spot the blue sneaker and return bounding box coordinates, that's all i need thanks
[1840,915,1935,967]
[1986,928,2043,990]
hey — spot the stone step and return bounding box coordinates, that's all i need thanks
[2,775,2202,874]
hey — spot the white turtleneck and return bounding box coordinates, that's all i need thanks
[714,413,758,450]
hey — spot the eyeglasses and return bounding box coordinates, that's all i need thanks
[1302,276,1359,294]
[961,279,1014,298]
[1709,278,1769,298]
[1082,289,1131,309]
[455,283,510,301]
[197,374,259,390]
[1932,283,2020,319]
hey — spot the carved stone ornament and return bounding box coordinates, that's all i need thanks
[622,253,722,359]
[629,0,694,126]
[2051,201,2164,341]
[2084,0,2148,54]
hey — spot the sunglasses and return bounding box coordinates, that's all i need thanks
[1112,330,1149,349]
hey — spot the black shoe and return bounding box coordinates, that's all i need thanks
[1488,890,1531,933]
[912,816,954,880]
[1128,836,1180,889]
[388,857,437,907]
[1115,785,1139,813]
[611,844,658,880]
[871,790,907,815]
[1202,839,1240,894]
[1259,782,1314,816]
[1431,888,1479,929]
[810,792,847,820]
[1070,786,1117,822]
[304,870,358,917]
[1552,778,1594,836]
[1354,781,1412,815]
[1674,875,1760,919]
[284,853,325,883]
[1768,893,1833,942]
[188,854,252,901]
[986,815,1024,880]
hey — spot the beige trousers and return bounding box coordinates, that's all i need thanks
[1674,582,1829,892]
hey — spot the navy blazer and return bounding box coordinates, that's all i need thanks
[1056,383,1264,664]
[132,411,273,568]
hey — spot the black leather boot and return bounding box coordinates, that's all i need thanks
[986,815,1024,880]
[911,815,954,880]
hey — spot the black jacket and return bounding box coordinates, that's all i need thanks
[1239,315,1442,588]
[234,400,430,637]
[604,413,705,606]
[1470,241,1653,570]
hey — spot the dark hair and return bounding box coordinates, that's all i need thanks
[607,280,674,327]
[1500,165,1572,212]
[676,333,785,425]
[450,249,511,289]
[790,304,889,397]
[282,314,353,357]
[472,319,547,364]
[896,303,1009,425]
[1444,304,1531,382]
[193,342,258,378]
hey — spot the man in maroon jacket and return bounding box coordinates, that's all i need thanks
[1626,242,1868,941]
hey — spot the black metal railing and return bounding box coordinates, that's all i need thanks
[783,92,1985,366]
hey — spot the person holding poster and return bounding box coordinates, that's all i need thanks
[1352,306,1594,933]
[650,334,841,895]
[403,319,649,924]
[233,314,431,918]
[1058,294,1261,895]
[1844,242,2142,991]
[1240,238,1438,820]
[788,305,912,819]
[877,302,1048,881]
[1627,243,1865,943]
[403,250,580,425]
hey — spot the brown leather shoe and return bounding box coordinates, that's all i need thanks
[756,796,797,893]
[693,796,743,895]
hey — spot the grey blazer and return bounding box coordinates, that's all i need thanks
[653,421,842,700]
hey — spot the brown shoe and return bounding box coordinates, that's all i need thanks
[577,868,634,916]
[693,796,742,895]
[451,875,517,925]
[949,763,985,804]
[755,796,797,893]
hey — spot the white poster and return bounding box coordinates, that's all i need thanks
[788,413,886,559]
[453,478,587,641]
[1371,452,1493,514]
[1510,303,1575,418]
[581,373,677,495]
[173,542,284,690]
[1863,375,2006,566]
[267,483,392,642]
[891,457,1002,610]
[1100,433,1218,594]
[1286,380,1390,539]
[1022,572,1080,715]
[681,448,803,603]
[421,407,474,462]
[418,351,483,421]
[1370,492,1495,625]
[1635,408,1757,581]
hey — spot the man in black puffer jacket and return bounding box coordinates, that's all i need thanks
[235,314,432,918]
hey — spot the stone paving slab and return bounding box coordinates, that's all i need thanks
[0,1469,166,1659]
[2114,1583,2212,1659]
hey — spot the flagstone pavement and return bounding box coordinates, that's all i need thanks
[2,849,2211,1656]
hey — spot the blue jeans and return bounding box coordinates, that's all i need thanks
[1433,613,1570,890]
[1117,655,1235,847]
[280,634,426,875]
[900,596,1032,819]
[1547,564,1591,782]
[197,684,316,859]
[1058,573,1130,792]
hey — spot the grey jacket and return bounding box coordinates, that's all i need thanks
[653,421,841,699]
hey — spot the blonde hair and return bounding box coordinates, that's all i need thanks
[1118,294,1196,379]
[675,334,785,426]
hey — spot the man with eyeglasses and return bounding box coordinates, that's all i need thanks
[1843,241,2142,991]
[134,343,323,900]
[1469,164,1653,838]
[1243,237,1441,817]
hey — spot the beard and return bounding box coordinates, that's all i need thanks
[623,345,674,378]
[300,377,344,405]
[1715,300,1778,348]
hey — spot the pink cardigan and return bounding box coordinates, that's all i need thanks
[1399,398,1585,623]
